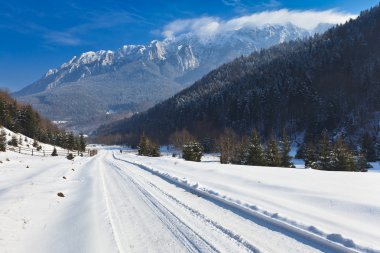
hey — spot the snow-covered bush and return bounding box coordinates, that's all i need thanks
[182,142,203,162]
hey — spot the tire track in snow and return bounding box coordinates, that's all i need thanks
[97,153,123,253]
[109,157,260,253]
[110,161,221,253]
[113,153,361,253]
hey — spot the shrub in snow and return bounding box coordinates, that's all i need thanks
[66,153,75,160]
[182,142,203,162]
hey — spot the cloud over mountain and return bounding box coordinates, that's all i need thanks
[163,9,356,39]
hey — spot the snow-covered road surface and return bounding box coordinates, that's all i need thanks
[1,150,378,252]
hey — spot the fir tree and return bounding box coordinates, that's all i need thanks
[0,129,6,152]
[280,130,294,167]
[246,129,266,166]
[265,136,281,167]
[304,142,317,168]
[150,145,161,157]
[314,132,332,170]
[67,132,75,150]
[360,132,377,162]
[331,137,356,171]
[182,142,203,162]
[79,133,86,152]
[137,134,160,157]
[9,135,18,147]
[138,134,150,156]
[51,147,58,156]
[356,152,371,172]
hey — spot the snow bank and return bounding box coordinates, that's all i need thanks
[116,152,380,252]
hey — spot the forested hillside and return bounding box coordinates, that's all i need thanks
[97,4,380,145]
[0,91,82,149]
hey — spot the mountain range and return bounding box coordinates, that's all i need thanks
[14,23,330,133]
[97,5,380,145]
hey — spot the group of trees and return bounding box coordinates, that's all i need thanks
[0,91,86,152]
[296,132,372,171]
[137,134,160,157]
[136,127,377,172]
[218,129,294,167]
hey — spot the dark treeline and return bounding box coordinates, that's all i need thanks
[0,91,86,151]
[137,128,372,171]
[97,4,380,152]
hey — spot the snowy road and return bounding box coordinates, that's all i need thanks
[91,152,339,253]
[1,150,374,252]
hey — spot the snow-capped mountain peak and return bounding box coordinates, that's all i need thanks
[14,22,334,132]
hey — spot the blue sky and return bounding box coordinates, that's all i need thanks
[0,0,378,91]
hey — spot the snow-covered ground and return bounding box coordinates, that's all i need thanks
[1,134,379,253]
[116,152,380,253]
[2,127,68,156]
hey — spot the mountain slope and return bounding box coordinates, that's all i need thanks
[97,5,380,144]
[14,24,323,132]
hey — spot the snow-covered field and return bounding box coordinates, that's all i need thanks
[115,152,380,253]
[1,138,379,252]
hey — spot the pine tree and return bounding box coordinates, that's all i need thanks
[51,147,58,156]
[356,152,371,172]
[32,139,39,148]
[331,137,356,171]
[67,132,75,151]
[79,133,86,152]
[315,132,331,170]
[182,142,203,162]
[246,129,266,166]
[138,134,149,156]
[150,145,161,157]
[265,136,281,167]
[137,134,160,157]
[0,129,6,152]
[360,132,377,162]
[304,142,317,168]
[280,130,294,167]
[10,135,18,147]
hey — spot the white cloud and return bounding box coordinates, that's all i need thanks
[162,9,357,39]
[44,31,82,46]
